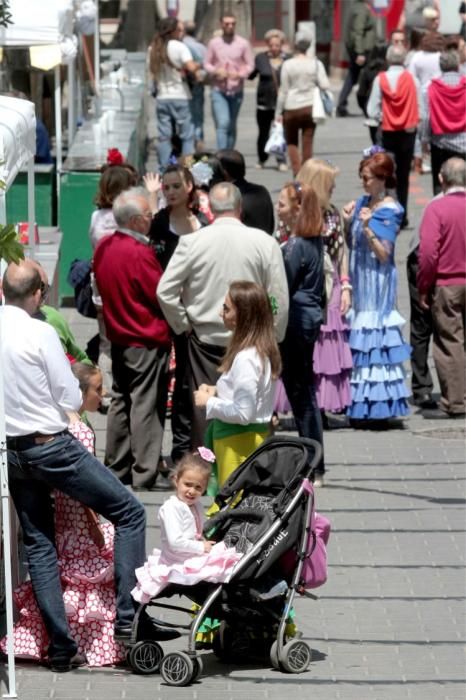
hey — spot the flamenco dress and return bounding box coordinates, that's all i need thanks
[313,206,352,412]
[0,421,125,667]
[347,195,411,420]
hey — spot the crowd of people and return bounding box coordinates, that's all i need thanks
[0,4,465,675]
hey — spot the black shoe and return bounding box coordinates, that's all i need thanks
[336,107,349,117]
[422,408,465,420]
[400,218,410,230]
[413,393,438,409]
[49,652,87,672]
[115,618,181,643]
[132,485,156,492]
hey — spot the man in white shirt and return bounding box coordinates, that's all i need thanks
[157,182,289,447]
[0,261,177,672]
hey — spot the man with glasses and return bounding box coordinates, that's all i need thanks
[93,187,171,490]
[204,13,254,149]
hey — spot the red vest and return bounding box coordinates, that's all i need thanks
[428,77,466,135]
[379,70,419,132]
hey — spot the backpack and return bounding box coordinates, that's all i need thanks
[67,259,97,319]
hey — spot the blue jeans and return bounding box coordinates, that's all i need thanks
[211,89,243,150]
[280,326,325,473]
[7,431,146,662]
[156,99,194,168]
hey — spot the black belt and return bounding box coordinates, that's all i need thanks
[6,430,69,451]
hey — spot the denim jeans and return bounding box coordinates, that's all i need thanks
[7,431,146,661]
[280,325,325,473]
[156,99,194,168]
[211,89,243,150]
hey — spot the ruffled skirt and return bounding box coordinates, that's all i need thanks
[132,543,243,604]
[347,309,411,420]
[313,275,352,412]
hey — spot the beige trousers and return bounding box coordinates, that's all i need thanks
[431,285,466,414]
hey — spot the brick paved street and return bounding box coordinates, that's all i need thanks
[2,81,465,700]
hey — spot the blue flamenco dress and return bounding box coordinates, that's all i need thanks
[347,196,411,420]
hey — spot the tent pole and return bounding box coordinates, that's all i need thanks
[94,2,100,98]
[0,250,17,697]
[54,65,62,210]
[67,59,76,145]
[27,156,36,260]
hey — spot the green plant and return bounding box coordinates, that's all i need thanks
[0,169,24,264]
[0,0,12,29]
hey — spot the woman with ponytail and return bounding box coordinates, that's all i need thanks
[149,17,199,168]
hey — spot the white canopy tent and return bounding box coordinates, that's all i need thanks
[0,0,98,201]
[0,95,37,700]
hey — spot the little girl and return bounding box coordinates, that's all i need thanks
[132,450,242,603]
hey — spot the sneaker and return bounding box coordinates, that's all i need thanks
[255,162,265,169]
[313,474,325,488]
[49,652,87,673]
[277,163,288,172]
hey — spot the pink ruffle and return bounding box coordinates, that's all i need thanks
[315,371,352,412]
[313,331,353,375]
[132,542,242,604]
[274,379,291,413]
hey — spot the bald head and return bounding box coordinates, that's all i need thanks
[209,182,242,219]
[440,157,466,190]
[2,259,42,311]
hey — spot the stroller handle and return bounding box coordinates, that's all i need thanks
[203,508,268,538]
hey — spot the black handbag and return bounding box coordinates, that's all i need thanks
[67,259,97,319]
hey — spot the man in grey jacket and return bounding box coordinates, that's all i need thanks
[337,0,376,117]
[157,182,289,448]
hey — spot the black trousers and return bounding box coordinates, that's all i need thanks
[337,52,363,111]
[187,333,225,449]
[382,130,416,223]
[106,344,169,488]
[407,249,434,399]
[171,333,192,463]
[431,143,466,196]
[256,108,285,164]
[280,326,325,474]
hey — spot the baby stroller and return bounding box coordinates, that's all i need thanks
[125,435,326,686]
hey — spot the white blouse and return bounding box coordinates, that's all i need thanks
[206,347,276,426]
[159,495,205,565]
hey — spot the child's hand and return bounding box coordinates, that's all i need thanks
[143,172,162,195]
[199,384,216,397]
[203,540,215,553]
[194,388,210,408]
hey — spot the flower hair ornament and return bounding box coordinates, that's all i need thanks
[190,160,214,187]
[197,446,216,463]
[362,145,385,159]
[107,148,124,165]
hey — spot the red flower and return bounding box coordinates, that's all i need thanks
[107,148,124,165]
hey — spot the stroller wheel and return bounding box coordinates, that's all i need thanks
[269,640,282,671]
[278,640,312,673]
[128,640,164,674]
[160,651,195,686]
[191,656,203,682]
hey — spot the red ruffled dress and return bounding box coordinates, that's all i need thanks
[0,421,125,667]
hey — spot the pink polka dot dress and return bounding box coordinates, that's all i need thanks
[0,421,126,667]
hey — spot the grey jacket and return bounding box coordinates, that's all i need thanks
[345,0,377,56]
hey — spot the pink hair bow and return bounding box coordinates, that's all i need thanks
[197,446,216,463]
